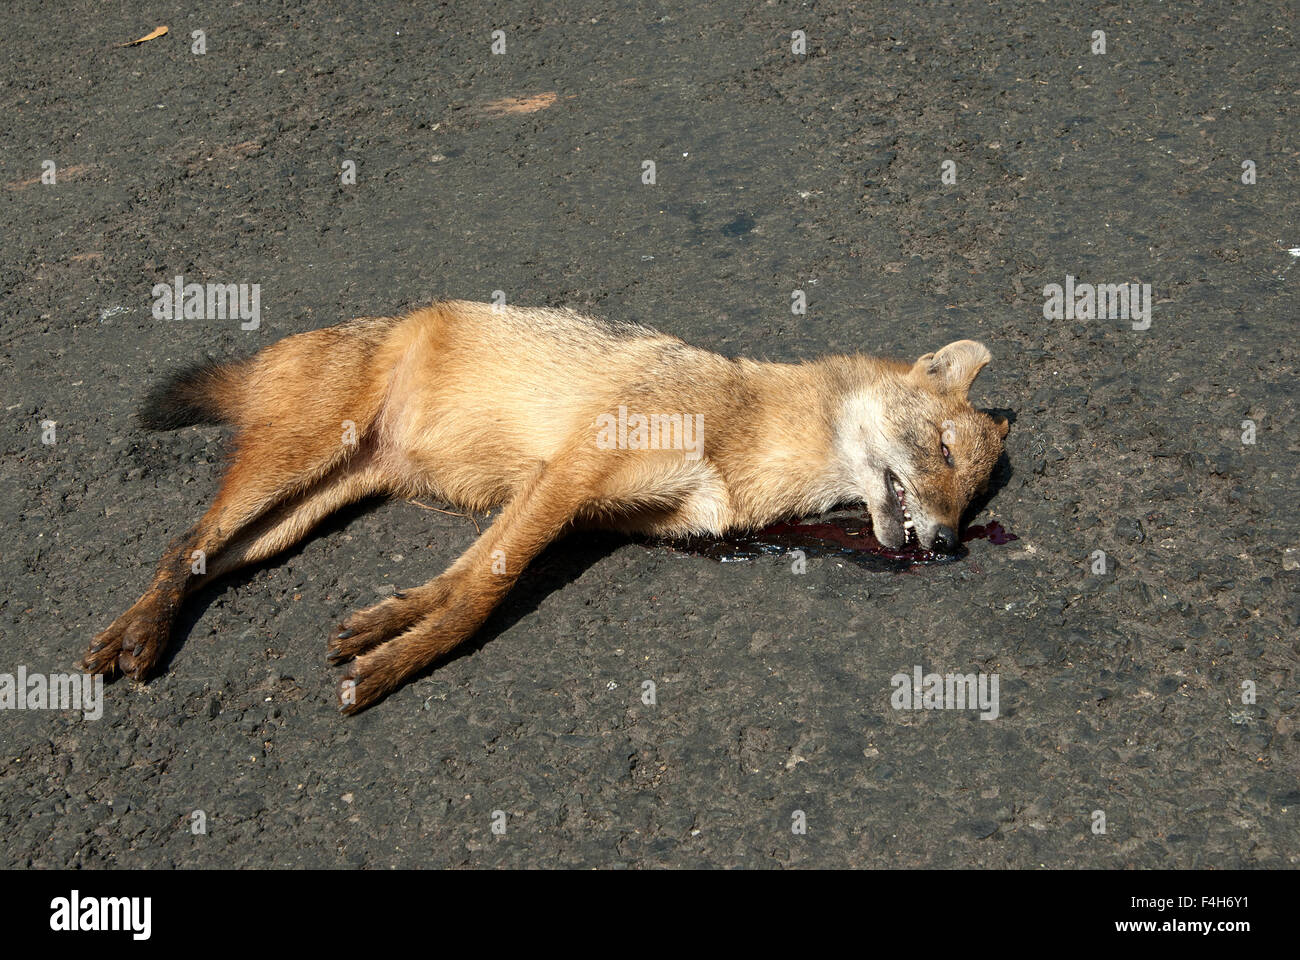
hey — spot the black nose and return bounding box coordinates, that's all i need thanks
[933,526,957,553]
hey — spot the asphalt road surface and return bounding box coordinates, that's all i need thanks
[1,1,1296,868]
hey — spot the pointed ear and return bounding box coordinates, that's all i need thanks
[910,340,992,399]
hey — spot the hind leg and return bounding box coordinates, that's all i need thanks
[82,318,400,680]
[80,434,378,680]
[195,456,388,585]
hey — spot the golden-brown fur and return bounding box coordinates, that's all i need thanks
[81,300,1008,712]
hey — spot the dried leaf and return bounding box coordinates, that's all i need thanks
[118,25,168,47]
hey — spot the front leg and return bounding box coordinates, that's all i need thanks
[334,449,694,713]
[334,456,584,712]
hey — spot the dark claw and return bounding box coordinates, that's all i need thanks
[131,644,144,657]
[393,591,406,600]
[337,629,355,640]
[90,640,108,653]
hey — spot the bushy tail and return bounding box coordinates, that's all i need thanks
[138,358,243,430]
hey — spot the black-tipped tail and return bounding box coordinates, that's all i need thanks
[138,359,233,430]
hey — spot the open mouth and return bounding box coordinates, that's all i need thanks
[886,470,917,545]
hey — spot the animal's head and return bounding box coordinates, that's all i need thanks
[835,340,1009,552]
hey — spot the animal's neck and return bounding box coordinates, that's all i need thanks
[713,357,868,527]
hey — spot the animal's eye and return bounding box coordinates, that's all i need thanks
[940,421,957,467]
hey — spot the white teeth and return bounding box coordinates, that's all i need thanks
[890,476,915,541]
[891,478,913,525]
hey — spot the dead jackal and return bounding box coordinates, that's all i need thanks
[81,300,1008,713]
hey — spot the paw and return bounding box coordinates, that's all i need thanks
[79,595,174,680]
[333,578,475,714]
[328,580,454,664]
[328,592,423,664]
[337,644,410,715]
[335,607,465,715]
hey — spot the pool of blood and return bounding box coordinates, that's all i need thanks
[651,514,1017,572]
